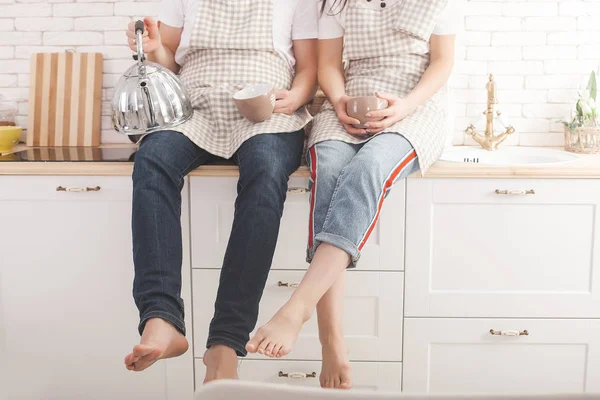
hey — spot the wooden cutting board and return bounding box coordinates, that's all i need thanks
[27,52,103,147]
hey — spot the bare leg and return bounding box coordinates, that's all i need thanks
[246,243,350,357]
[203,345,239,384]
[317,272,352,389]
[124,318,189,372]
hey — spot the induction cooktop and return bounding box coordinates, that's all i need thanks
[0,147,138,162]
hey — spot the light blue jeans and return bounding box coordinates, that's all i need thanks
[306,133,420,268]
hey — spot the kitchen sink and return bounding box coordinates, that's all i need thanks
[439,146,578,166]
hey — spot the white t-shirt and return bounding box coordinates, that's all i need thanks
[318,0,460,39]
[159,0,319,69]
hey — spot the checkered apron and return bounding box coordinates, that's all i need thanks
[171,0,312,158]
[309,0,448,172]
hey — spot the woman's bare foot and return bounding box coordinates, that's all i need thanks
[246,302,309,358]
[320,336,352,390]
[124,318,189,372]
[203,345,239,384]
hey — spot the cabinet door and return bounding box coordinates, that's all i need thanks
[403,318,600,394]
[190,176,405,271]
[0,176,193,400]
[192,270,403,361]
[194,359,402,391]
[405,179,600,318]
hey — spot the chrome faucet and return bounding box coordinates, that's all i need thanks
[465,74,516,151]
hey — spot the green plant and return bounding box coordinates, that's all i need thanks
[561,71,598,130]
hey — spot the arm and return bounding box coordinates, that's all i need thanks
[403,34,456,111]
[274,39,318,115]
[317,38,364,134]
[126,17,183,74]
[366,34,456,134]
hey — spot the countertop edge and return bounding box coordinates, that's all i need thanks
[2,161,600,178]
[2,145,600,179]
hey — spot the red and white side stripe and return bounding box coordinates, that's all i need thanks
[358,149,417,251]
[308,146,318,249]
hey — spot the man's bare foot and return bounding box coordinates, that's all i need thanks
[124,318,189,372]
[320,336,352,389]
[203,345,239,384]
[245,302,309,358]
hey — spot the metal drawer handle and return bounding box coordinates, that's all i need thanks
[56,186,101,193]
[278,281,299,288]
[287,187,309,194]
[495,189,535,196]
[490,329,529,336]
[278,371,317,379]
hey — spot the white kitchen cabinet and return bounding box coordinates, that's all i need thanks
[192,269,404,362]
[405,179,600,318]
[0,176,193,400]
[194,359,402,391]
[190,176,405,271]
[403,318,600,394]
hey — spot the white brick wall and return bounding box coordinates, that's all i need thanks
[0,0,598,146]
[453,0,600,146]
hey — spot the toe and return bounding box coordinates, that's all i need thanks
[257,339,270,355]
[264,342,276,358]
[132,356,158,372]
[278,345,291,357]
[340,381,352,390]
[124,352,138,365]
[334,376,342,389]
[272,344,283,358]
[246,329,266,353]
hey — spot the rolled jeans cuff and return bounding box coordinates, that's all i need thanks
[310,232,360,269]
[139,310,186,337]
[207,334,248,357]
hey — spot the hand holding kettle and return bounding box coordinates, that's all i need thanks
[112,19,193,136]
[126,17,162,54]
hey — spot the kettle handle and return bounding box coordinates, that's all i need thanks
[133,20,146,64]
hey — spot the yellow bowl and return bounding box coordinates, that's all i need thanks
[0,126,22,153]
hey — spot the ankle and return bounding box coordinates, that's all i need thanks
[206,344,237,359]
[283,299,313,323]
[319,332,345,347]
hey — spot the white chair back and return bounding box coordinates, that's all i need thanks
[196,380,600,400]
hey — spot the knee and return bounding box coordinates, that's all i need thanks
[247,160,290,191]
[133,132,183,186]
[343,155,389,193]
[238,161,292,214]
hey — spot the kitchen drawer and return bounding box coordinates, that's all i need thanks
[190,176,405,271]
[0,175,132,201]
[403,318,600,394]
[194,359,402,391]
[192,270,403,361]
[405,178,600,318]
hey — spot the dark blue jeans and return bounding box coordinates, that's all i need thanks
[132,129,304,356]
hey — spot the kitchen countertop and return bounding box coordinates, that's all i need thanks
[2,144,600,178]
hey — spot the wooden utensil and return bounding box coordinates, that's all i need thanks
[27,52,103,147]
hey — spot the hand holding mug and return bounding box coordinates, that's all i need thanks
[126,17,161,54]
[273,89,299,116]
[334,95,368,136]
[363,92,414,135]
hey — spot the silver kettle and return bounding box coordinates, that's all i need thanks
[112,20,193,136]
